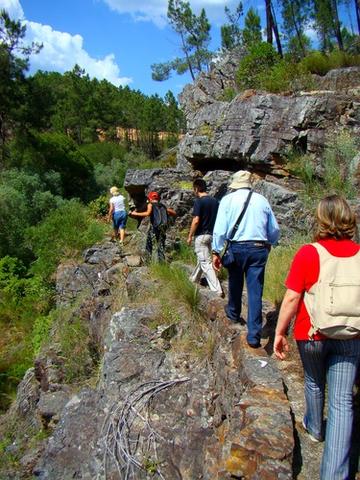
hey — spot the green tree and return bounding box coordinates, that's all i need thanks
[0,9,41,162]
[236,41,280,89]
[243,8,262,48]
[221,2,243,50]
[151,0,212,81]
[281,0,312,57]
[311,0,344,51]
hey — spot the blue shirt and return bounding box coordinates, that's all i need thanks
[212,189,280,253]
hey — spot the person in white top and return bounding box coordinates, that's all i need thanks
[108,186,127,242]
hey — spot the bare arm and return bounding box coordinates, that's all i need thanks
[167,207,176,217]
[273,289,302,360]
[130,203,152,218]
[108,202,114,222]
[187,216,200,245]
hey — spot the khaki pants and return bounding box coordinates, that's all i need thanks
[190,234,222,295]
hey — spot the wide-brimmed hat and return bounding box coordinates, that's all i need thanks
[229,170,252,189]
[147,191,160,201]
[110,186,120,195]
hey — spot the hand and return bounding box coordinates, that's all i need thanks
[273,334,289,360]
[212,254,222,272]
[187,235,192,246]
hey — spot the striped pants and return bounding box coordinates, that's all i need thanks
[297,339,360,480]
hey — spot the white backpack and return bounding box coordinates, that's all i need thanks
[304,242,360,339]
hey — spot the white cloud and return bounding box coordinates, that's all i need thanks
[25,21,132,86]
[0,0,131,87]
[101,0,235,27]
[0,0,24,19]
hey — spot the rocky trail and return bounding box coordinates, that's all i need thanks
[1,234,360,479]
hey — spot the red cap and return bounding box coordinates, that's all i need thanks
[147,191,159,201]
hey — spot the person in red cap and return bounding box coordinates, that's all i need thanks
[129,191,176,262]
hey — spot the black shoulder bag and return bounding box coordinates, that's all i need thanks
[220,190,253,268]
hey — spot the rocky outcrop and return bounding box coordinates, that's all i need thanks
[178,90,360,174]
[3,239,295,480]
[124,168,309,241]
[177,66,360,174]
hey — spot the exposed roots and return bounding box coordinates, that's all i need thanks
[102,377,190,479]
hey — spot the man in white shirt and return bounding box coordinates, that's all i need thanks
[212,171,280,348]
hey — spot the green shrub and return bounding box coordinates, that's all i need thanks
[56,316,92,383]
[88,194,109,218]
[264,238,309,305]
[32,313,54,355]
[286,131,358,206]
[322,130,358,198]
[301,50,360,76]
[171,241,197,265]
[27,199,106,279]
[257,60,313,93]
[236,42,280,90]
[150,263,199,312]
[219,87,237,102]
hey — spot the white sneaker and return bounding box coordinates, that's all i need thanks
[302,419,321,443]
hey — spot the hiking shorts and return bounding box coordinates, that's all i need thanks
[112,210,127,229]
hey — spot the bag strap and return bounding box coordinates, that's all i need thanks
[228,190,253,241]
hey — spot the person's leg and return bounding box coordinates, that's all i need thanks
[225,244,244,321]
[112,212,120,241]
[244,245,268,345]
[145,227,154,261]
[154,227,166,263]
[195,235,222,294]
[190,235,203,284]
[320,339,360,480]
[118,211,127,242]
[297,340,327,441]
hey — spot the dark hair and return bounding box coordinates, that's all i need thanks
[314,194,357,240]
[193,178,207,193]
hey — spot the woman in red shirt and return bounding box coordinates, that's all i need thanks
[274,195,360,480]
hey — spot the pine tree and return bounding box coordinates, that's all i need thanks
[0,9,41,162]
[281,0,311,57]
[243,8,262,48]
[151,0,211,82]
[220,2,243,50]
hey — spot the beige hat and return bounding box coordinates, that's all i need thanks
[229,170,252,189]
[110,186,120,195]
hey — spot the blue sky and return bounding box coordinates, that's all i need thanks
[0,0,357,99]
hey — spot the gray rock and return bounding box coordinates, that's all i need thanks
[37,391,70,427]
[178,91,360,174]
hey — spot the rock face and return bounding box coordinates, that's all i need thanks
[124,168,309,241]
[6,241,294,480]
[178,66,360,174]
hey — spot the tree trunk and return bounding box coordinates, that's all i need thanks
[355,0,360,34]
[331,0,343,50]
[180,31,195,81]
[265,0,273,44]
[271,2,283,56]
[290,1,306,56]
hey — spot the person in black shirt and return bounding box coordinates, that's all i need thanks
[187,179,223,296]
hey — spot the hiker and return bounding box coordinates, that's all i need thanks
[274,195,360,480]
[187,178,223,296]
[108,186,127,243]
[212,170,279,348]
[129,191,176,262]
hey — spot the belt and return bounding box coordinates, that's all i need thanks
[233,240,268,247]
